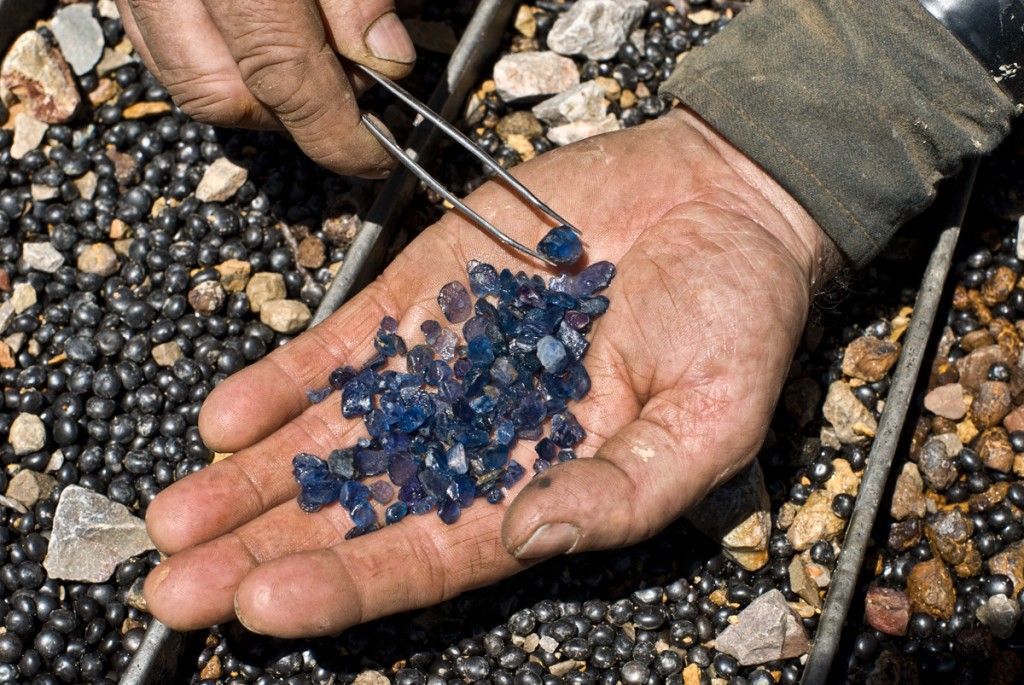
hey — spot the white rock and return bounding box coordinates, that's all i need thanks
[547,0,647,60]
[547,114,620,146]
[260,299,311,334]
[52,4,105,75]
[19,242,65,273]
[11,112,48,159]
[493,52,579,103]
[195,158,249,203]
[10,413,46,455]
[532,81,608,126]
[10,282,36,313]
[714,590,811,665]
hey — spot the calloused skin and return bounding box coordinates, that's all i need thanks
[142,108,838,637]
[114,0,417,177]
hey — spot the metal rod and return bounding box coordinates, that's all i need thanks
[356,63,581,236]
[360,114,557,267]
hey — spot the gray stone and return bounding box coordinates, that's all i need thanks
[195,158,249,203]
[10,413,45,455]
[52,4,105,75]
[822,381,877,444]
[788,557,821,609]
[152,341,184,367]
[0,0,47,54]
[0,495,26,514]
[532,81,608,126]
[1,30,81,123]
[0,301,14,335]
[8,283,32,314]
[547,0,647,61]
[95,47,134,76]
[260,299,312,334]
[19,242,65,273]
[923,383,967,420]
[43,485,155,582]
[685,460,771,571]
[976,594,1020,639]
[891,463,927,521]
[547,114,620,147]
[917,437,959,491]
[714,590,811,665]
[11,111,47,159]
[493,52,579,103]
[5,469,56,508]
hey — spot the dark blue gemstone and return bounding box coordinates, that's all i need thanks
[369,479,394,503]
[452,474,476,506]
[421,319,441,345]
[544,290,577,310]
[536,335,568,373]
[363,409,388,438]
[380,315,398,333]
[464,428,491,450]
[406,344,435,375]
[533,458,552,473]
[438,499,461,524]
[453,358,471,379]
[537,225,583,266]
[355,449,388,476]
[502,460,526,488]
[578,295,609,316]
[306,386,332,404]
[341,380,373,418]
[475,298,499,321]
[345,523,379,539]
[469,392,497,415]
[362,353,388,371]
[498,269,517,302]
[574,261,616,298]
[396,406,427,433]
[494,418,516,445]
[381,430,411,455]
[424,360,452,386]
[385,501,408,524]
[469,261,499,296]
[482,444,509,470]
[518,424,544,441]
[400,386,436,417]
[535,438,558,462]
[293,453,328,484]
[551,411,585,447]
[512,390,545,429]
[297,478,342,512]
[485,488,505,504]
[398,479,425,504]
[349,501,377,527]
[462,366,490,398]
[374,331,398,357]
[438,281,472,323]
[566,363,591,401]
[446,443,468,474]
[467,336,495,366]
[557,321,589,362]
[388,454,418,485]
[558,449,577,462]
[438,379,463,403]
[327,448,356,479]
[340,480,371,509]
[490,357,519,386]
[410,495,438,515]
[419,469,453,500]
[328,365,357,390]
[463,316,489,343]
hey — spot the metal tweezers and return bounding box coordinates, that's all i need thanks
[356,65,582,266]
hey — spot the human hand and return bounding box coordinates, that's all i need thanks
[114,0,416,177]
[142,107,837,637]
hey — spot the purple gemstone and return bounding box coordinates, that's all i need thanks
[432,328,459,361]
[407,344,435,375]
[468,261,499,296]
[369,479,395,504]
[380,315,399,333]
[462,316,489,344]
[573,261,616,298]
[389,454,419,486]
[438,281,472,323]
[421,319,441,345]
[551,410,586,448]
[563,311,591,331]
[355,449,388,476]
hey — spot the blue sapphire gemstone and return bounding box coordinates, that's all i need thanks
[385,501,408,524]
[345,523,379,539]
[482,444,509,470]
[363,409,388,438]
[374,330,399,357]
[349,501,377,527]
[467,336,496,366]
[355,449,388,476]
[536,335,568,373]
[503,460,526,488]
[563,310,590,331]
[446,443,468,474]
[452,474,476,506]
[462,316,489,344]
[389,455,419,486]
[463,428,490,449]
[494,418,516,445]
[475,298,499,321]
[406,344,435,375]
[557,322,589,363]
[396,406,427,433]
[566,364,591,401]
[533,458,552,473]
[340,480,371,509]
[297,478,342,513]
[438,499,461,524]
[410,495,438,515]
[438,281,472,323]
[485,488,505,504]
[306,386,332,404]
[293,453,328,484]
[490,357,519,386]
[438,379,463,403]
[421,319,441,344]
[327,448,356,479]
[551,411,585,447]
[328,365,357,390]
[535,438,558,462]
[578,295,609,316]
[341,380,372,418]
[498,269,517,302]
[380,315,399,333]
[362,353,387,371]
[462,366,490,398]
[558,449,577,463]
[381,430,411,455]
[468,261,499,296]
[537,225,583,266]
[419,469,453,501]
[424,360,452,386]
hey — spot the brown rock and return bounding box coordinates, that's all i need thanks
[906,558,955,620]
[917,437,959,491]
[956,345,1010,393]
[865,653,920,685]
[1003,404,1024,434]
[496,110,544,141]
[970,482,1011,512]
[989,540,1024,598]
[888,519,923,552]
[923,383,967,420]
[713,590,810,665]
[0,342,14,369]
[932,415,957,434]
[151,341,183,367]
[822,380,877,444]
[76,242,119,276]
[296,236,326,269]
[105,148,138,184]
[924,509,974,565]
[194,157,248,202]
[199,654,222,680]
[5,470,57,508]
[972,381,1013,429]
[260,299,311,334]
[786,490,845,551]
[977,427,1015,473]
[842,336,901,382]
[824,458,860,496]
[891,463,927,521]
[122,101,172,119]
[865,586,911,636]
[684,461,771,571]
[983,266,1018,305]
[953,547,983,578]
[991,317,1022,359]
[957,417,980,445]
[493,51,580,103]
[788,557,821,609]
[681,664,701,685]
[961,329,996,352]
[11,112,48,159]
[215,259,251,293]
[188,280,226,315]
[245,272,286,313]
[1,31,80,123]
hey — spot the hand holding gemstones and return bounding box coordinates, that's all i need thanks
[142,107,839,636]
[113,0,415,177]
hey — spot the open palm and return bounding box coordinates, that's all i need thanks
[142,108,832,637]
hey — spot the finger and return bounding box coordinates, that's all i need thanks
[117,0,280,130]
[199,0,395,176]
[319,0,416,79]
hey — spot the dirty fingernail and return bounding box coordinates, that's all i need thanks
[234,594,267,636]
[513,523,580,560]
[365,12,416,64]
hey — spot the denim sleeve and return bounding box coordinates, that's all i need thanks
[659,0,1018,267]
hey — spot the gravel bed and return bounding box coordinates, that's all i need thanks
[1,1,1020,684]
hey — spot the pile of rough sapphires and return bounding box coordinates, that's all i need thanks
[292,257,615,537]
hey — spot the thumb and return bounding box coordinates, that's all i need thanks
[502,413,754,560]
